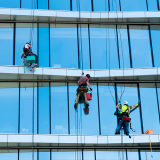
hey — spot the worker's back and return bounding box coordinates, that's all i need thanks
[78,76,89,86]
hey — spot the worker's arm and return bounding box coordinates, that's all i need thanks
[86,82,92,91]
[21,53,25,58]
[132,100,140,108]
[28,44,32,48]
[116,102,121,108]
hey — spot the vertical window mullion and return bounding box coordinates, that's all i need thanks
[77,24,80,69]
[127,25,132,68]
[91,0,94,11]
[67,82,70,134]
[49,82,51,134]
[37,82,39,134]
[97,83,101,135]
[116,25,120,69]
[115,83,118,124]
[146,0,149,11]
[13,23,16,65]
[88,24,92,69]
[155,83,160,125]
[18,82,20,133]
[49,23,50,67]
[70,0,72,11]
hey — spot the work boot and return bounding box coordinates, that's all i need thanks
[126,133,131,138]
[85,103,89,108]
[74,103,77,110]
[115,132,120,135]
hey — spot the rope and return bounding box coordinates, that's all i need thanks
[149,133,153,158]
[32,70,34,160]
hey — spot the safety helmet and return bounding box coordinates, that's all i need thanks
[86,74,90,79]
[124,101,128,105]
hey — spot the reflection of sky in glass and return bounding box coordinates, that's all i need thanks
[19,150,37,160]
[148,0,158,11]
[127,149,139,160]
[0,150,18,160]
[21,0,37,9]
[38,0,48,9]
[93,0,109,12]
[72,0,91,11]
[49,0,70,10]
[110,0,120,11]
[39,150,50,160]
[141,150,160,160]
[0,0,20,8]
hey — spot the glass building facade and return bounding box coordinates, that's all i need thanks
[0,0,160,159]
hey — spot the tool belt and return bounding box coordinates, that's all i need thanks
[78,85,88,92]
[122,116,131,122]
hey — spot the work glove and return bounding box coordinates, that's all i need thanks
[136,104,139,106]
[118,103,120,105]
[90,88,93,91]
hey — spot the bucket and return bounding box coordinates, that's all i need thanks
[27,55,35,63]
[86,93,92,101]
[83,108,89,115]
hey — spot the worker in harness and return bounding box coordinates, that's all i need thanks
[21,42,38,66]
[115,100,140,138]
[74,74,92,110]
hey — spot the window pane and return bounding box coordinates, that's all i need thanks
[39,23,49,67]
[98,83,117,135]
[93,0,109,11]
[38,0,48,9]
[39,149,50,160]
[83,150,94,160]
[148,0,158,11]
[20,83,37,134]
[38,82,50,134]
[117,25,130,68]
[49,0,70,10]
[0,23,13,65]
[0,83,19,133]
[0,150,18,160]
[129,25,152,68]
[150,25,160,67]
[90,25,119,69]
[121,0,147,11]
[50,24,78,69]
[110,0,120,11]
[0,0,20,8]
[21,0,37,9]
[117,84,141,134]
[19,150,37,160]
[139,83,160,134]
[15,23,37,66]
[51,83,68,134]
[127,149,139,160]
[78,24,90,69]
[140,150,160,160]
[72,0,92,11]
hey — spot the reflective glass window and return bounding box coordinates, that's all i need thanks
[121,0,147,11]
[0,23,13,65]
[15,23,37,66]
[21,0,37,9]
[39,23,49,67]
[39,149,50,160]
[19,150,37,160]
[78,24,90,69]
[127,149,139,160]
[90,25,119,69]
[83,150,95,160]
[0,83,19,133]
[50,24,78,69]
[38,82,50,134]
[139,83,160,134]
[0,150,18,160]
[140,150,160,160]
[147,0,158,11]
[98,83,117,135]
[93,0,109,11]
[0,0,20,8]
[110,0,120,11]
[72,0,92,11]
[150,25,160,67]
[117,84,141,134]
[51,83,68,134]
[38,0,48,9]
[49,0,70,10]
[129,25,152,68]
[69,83,99,135]
[96,149,124,160]
[20,82,37,134]
[117,25,130,68]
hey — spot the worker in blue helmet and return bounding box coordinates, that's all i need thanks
[74,74,92,110]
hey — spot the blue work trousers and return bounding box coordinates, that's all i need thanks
[115,115,129,134]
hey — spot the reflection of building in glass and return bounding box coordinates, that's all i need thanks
[0,0,160,159]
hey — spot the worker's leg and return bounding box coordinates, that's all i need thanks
[34,55,38,65]
[115,119,123,134]
[83,91,88,104]
[74,93,80,110]
[125,121,131,138]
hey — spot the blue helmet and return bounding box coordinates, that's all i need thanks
[86,74,90,78]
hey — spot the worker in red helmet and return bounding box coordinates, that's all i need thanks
[74,74,92,110]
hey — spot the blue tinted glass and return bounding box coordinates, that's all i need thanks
[93,0,109,11]
[38,0,48,9]
[150,25,160,67]
[20,83,37,134]
[50,24,78,69]
[98,84,117,135]
[0,150,18,160]
[117,25,130,68]
[0,83,19,133]
[69,83,99,135]
[117,84,141,134]
[49,0,70,10]
[140,83,160,134]
[83,150,94,160]
[72,0,92,11]
[78,24,90,69]
[0,23,13,65]
[90,25,119,69]
[39,24,49,67]
[127,149,139,160]
[140,150,160,160]
[0,0,20,8]
[121,0,147,11]
[38,83,50,134]
[110,0,120,11]
[39,150,50,160]
[147,0,158,11]
[19,150,37,160]
[15,23,37,66]
[51,83,68,134]
[21,0,37,9]
[129,25,152,68]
